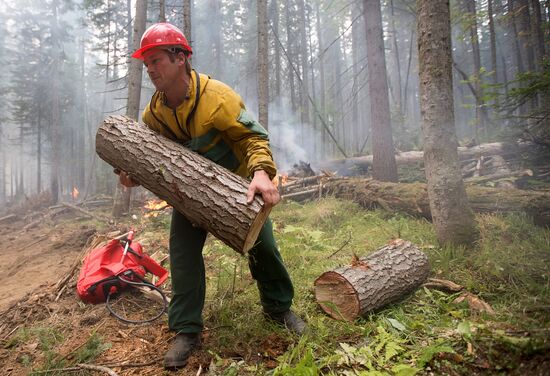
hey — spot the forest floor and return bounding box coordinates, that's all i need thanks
[0,195,549,375]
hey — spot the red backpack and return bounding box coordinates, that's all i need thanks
[77,236,168,305]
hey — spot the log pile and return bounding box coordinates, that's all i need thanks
[315,239,430,321]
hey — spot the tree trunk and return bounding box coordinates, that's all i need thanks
[49,0,61,204]
[270,0,281,101]
[315,239,429,321]
[417,0,478,246]
[530,0,547,69]
[0,138,4,204]
[112,0,147,218]
[351,2,363,155]
[183,0,192,57]
[364,0,398,182]
[96,116,270,254]
[315,4,327,157]
[320,178,550,227]
[257,0,269,129]
[37,107,42,194]
[509,0,525,75]
[464,0,487,141]
[285,0,297,113]
[297,0,310,126]
[488,0,499,105]
[389,0,403,117]
[159,0,165,22]
[209,0,222,78]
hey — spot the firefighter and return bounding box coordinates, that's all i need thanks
[119,22,306,369]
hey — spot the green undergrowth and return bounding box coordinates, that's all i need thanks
[193,198,549,375]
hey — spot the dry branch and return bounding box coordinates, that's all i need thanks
[96,115,269,254]
[0,214,17,223]
[423,278,464,293]
[77,363,119,375]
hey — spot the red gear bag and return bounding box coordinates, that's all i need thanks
[77,238,168,304]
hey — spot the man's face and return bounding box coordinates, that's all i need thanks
[143,48,181,92]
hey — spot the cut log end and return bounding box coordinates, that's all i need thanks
[314,271,360,321]
[314,241,430,321]
[242,205,271,253]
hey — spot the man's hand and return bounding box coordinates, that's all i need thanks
[114,169,140,188]
[246,170,280,209]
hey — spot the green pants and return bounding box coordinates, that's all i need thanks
[168,209,294,333]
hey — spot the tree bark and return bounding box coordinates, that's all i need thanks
[315,239,429,321]
[257,0,269,129]
[364,0,398,182]
[417,0,478,246]
[96,116,270,254]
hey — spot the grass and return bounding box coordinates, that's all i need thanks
[5,197,549,375]
[193,198,549,375]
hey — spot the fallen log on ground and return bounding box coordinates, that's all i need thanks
[314,239,429,321]
[60,202,112,224]
[317,142,536,176]
[0,214,17,223]
[289,178,550,227]
[95,115,269,254]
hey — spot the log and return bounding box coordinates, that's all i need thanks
[320,178,550,227]
[0,214,17,223]
[95,115,269,254]
[60,202,111,224]
[317,142,535,176]
[314,239,430,321]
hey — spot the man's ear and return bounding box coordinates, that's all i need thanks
[177,52,187,66]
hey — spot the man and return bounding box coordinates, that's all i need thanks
[119,22,306,369]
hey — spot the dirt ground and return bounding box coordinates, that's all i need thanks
[0,215,95,311]
[0,204,287,375]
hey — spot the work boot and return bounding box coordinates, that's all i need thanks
[164,332,201,369]
[266,309,307,335]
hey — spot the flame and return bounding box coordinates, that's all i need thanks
[273,173,289,187]
[144,199,169,211]
[143,199,170,218]
[72,186,79,200]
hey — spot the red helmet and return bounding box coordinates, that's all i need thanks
[132,23,192,60]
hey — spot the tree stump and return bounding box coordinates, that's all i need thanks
[95,115,270,254]
[314,239,430,321]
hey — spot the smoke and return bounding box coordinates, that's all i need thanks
[268,99,319,173]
